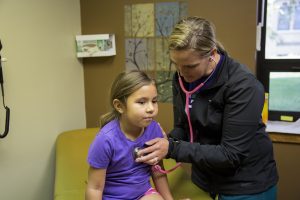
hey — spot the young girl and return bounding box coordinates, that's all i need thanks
[85,70,173,200]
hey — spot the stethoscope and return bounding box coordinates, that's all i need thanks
[178,57,217,143]
[151,56,218,174]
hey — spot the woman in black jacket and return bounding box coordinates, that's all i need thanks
[136,16,278,200]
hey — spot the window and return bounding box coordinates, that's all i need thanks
[256,0,300,122]
[265,0,300,59]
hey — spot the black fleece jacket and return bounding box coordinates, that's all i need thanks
[167,51,278,196]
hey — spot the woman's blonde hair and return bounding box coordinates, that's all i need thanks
[168,16,225,57]
[100,70,155,128]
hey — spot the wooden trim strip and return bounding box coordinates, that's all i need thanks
[269,132,300,144]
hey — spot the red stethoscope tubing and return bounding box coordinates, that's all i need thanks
[153,68,217,174]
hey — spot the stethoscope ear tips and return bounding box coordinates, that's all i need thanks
[209,56,217,63]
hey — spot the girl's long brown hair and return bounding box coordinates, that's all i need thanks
[100,70,155,128]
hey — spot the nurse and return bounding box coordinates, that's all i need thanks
[136,16,278,200]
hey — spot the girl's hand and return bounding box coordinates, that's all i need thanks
[135,137,169,165]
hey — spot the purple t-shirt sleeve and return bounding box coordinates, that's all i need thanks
[152,122,164,139]
[88,133,112,169]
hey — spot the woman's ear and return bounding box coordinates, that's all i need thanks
[209,48,217,62]
[113,99,124,114]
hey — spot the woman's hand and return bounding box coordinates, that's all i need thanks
[135,137,169,165]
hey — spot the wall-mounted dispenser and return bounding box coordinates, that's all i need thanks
[75,34,116,58]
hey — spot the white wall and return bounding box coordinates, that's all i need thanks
[0,1,86,199]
